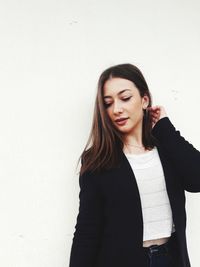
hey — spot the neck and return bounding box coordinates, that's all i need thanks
[123,124,143,147]
[122,122,145,154]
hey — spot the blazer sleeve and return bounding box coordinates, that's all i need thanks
[69,171,104,267]
[151,116,200,192]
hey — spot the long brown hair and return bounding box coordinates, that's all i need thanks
[77,63,158,176]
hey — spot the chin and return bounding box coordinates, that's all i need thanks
[117,126,132,134]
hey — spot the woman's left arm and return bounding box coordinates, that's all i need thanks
[151,116,200,192]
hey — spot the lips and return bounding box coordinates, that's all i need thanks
[115,117,128,122]
[115,118,128,126]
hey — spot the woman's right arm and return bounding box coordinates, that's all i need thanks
[69,171,104,267]
[151,116,200,192]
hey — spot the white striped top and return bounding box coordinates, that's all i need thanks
[124,146,175,241]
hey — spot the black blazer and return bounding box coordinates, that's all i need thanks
[69,117,200,267]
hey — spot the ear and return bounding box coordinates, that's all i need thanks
[142,95,149,109]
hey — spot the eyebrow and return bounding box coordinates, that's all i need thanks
[103,89,131,99]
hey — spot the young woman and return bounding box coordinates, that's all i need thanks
[69,63,200,267]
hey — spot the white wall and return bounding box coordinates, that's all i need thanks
[0,0,200,266]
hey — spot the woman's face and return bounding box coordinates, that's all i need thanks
[103,77,149,135]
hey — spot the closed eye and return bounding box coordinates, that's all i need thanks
[104,103,112,108]
[104,97,132,108]
[122,97,132,101]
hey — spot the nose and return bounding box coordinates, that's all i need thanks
[113,101,123,114]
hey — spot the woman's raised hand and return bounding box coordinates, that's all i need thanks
[147,105,168,129]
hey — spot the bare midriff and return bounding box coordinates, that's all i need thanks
[143,236,170,247]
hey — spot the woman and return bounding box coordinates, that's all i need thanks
[69,63,200,267]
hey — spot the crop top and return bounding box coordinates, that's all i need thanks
[124,146,175,241]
